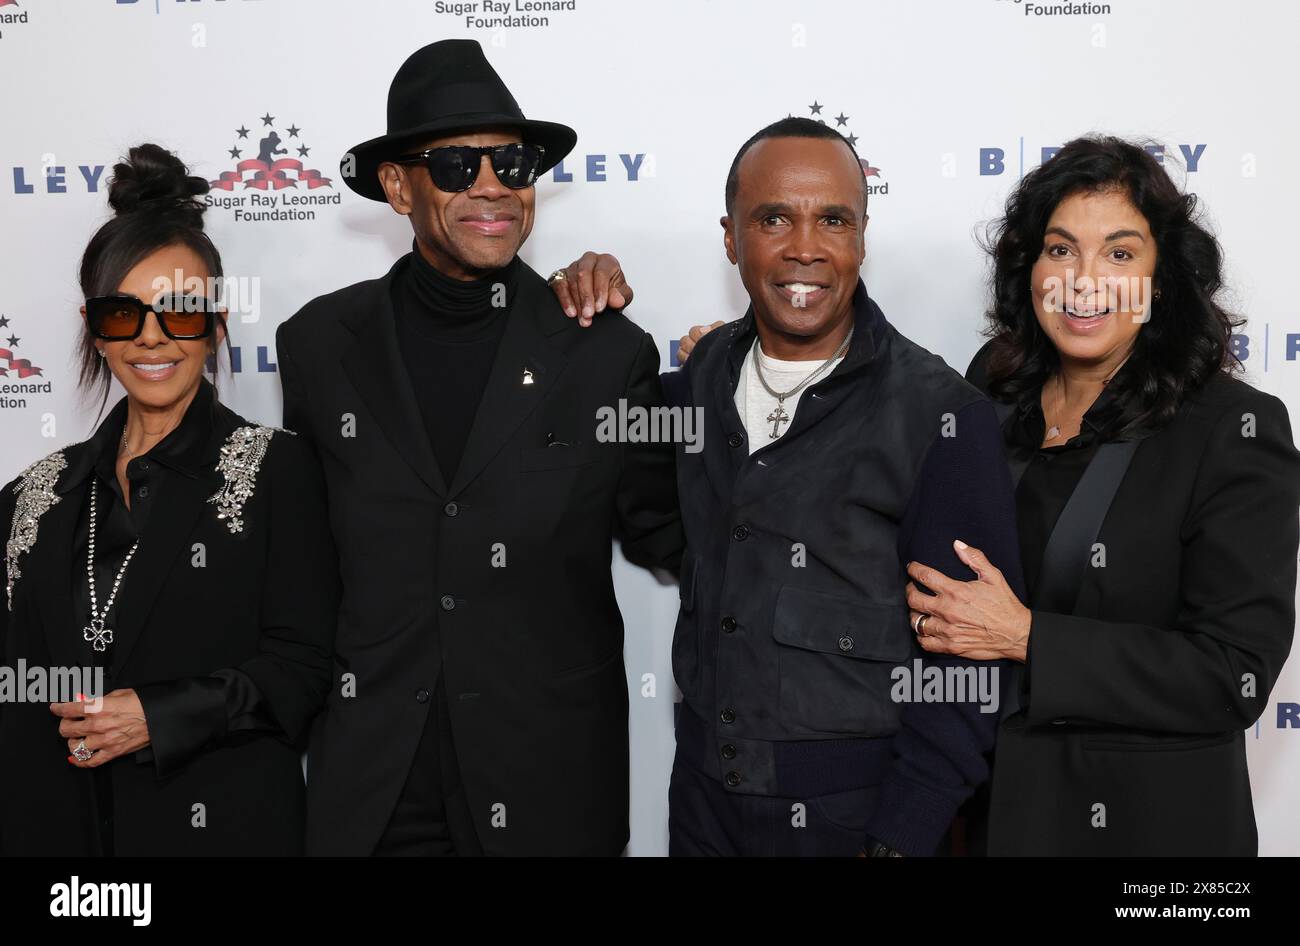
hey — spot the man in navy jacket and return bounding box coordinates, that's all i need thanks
[553,117,1023,856]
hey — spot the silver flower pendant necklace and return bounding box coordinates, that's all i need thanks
[84,477,139,653]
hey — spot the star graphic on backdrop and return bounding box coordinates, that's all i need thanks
[846,133,859,148]
[835,113,849,126]
[286,124,301,138]
[0,316,9,328]
[6,335,18,347]
[808,101,823,115]
[260,113,275,126]
[297,145,311,158]
[236,126,250,139]
[228,147,242,159]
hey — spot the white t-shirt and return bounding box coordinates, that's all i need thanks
[733,341,846,454]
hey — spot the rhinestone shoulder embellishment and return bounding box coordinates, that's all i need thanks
[207,425,292,534]
[6,450,69,611]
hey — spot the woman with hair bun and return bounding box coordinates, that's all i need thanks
[0,143,338,855]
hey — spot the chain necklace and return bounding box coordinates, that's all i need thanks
[1042,352,1132,444]
[1042,374,1071,442]
[84,479,139,653]
[752,328,853,439]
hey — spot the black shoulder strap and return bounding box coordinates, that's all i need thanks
[1031,439,1141,613]
[999,435,1142,720]
[991,394,1142,719]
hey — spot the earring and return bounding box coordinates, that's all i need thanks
[97,349,106,359]
[1153,288,1162,301]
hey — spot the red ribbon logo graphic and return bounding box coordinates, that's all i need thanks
[210,158,332,191]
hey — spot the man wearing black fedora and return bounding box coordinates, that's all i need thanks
[276,39,683,856]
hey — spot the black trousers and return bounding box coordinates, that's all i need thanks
[668,747,878,857]
[374,674,482,857]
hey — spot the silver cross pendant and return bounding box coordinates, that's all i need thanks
[767,401,790,439]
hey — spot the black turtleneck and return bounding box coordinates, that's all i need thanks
[391,242,520,485]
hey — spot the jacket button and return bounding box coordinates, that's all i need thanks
[731,524,749,542]
[720,708,736,724]
[440,595,456,611]
[721,744,737,760]
[725,771,742,787]
[444,502,459,517]
[136,485,149,500]
[720,616,737,633]
[837,636,855,653]
[415,688,430,704]
[727,432,743,448]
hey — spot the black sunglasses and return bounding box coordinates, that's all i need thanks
[85,293,219,341]
[393,142,547,193]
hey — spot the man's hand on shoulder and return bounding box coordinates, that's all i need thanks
[549,251,634,326]
[677,321,726,364]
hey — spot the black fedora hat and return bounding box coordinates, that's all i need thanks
[342,39,577,202]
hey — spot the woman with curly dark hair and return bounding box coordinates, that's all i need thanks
[566,132,1298,855]
[902,135,1300,854]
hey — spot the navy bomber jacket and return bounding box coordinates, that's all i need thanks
[663,282,1025,855]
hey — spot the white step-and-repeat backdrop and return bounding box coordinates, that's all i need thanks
[1,0,1296,855]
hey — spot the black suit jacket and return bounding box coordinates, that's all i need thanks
[276,255,682,856]
[969,346,1300,855]
[0,388,337,855]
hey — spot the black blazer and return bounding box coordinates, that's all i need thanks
[969,346,1300,855]
[0,386,338,855]
[276,255,682,856]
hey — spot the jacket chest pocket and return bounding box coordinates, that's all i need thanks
[512,443,611,543]
[518,443,606,473]
[771,585,913,736]
[1080,729,1237,753]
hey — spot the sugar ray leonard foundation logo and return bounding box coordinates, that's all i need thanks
[0,312,54,410]
[434,0,582,32]
[993,0,1115,16]
[0,0,31,41]
[792,100,888,200]
[206,112,340,223]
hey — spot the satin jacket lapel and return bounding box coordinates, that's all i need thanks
[108,472,213,675]
[340,260,447,496]
[448,268,569,497]
[1031,438,1143,615]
